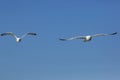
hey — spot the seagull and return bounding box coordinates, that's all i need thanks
[59,32,117,42]
[1,32,37,42]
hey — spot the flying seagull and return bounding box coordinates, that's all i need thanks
[59,32,117,42]
[1,32,37,42]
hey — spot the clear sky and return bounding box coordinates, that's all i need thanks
[0,0,120,80]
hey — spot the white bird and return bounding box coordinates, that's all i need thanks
[59,32,117,42]
[1,32,37,42]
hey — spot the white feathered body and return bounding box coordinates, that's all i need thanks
[16,38,22,42]
[83,36,92,42]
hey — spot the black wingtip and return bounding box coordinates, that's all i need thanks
[110,32,117,35]
[1,34,3,36]
[28,33,37,35]
[33,33,37,35]
[1,33,6,36]
[59,38,67,41]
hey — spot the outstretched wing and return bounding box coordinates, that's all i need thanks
[1,32,17,39]
[59,36,85,41]
[21,32,37,38]
[92,32,117,37]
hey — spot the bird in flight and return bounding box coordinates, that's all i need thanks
[1,32,37,42]
[59,32,117,42]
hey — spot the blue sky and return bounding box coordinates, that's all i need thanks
[0,0,120,80]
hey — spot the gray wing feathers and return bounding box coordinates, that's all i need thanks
[21,32,37,38]
[92,32,117,37]
[59,36,85,41]
[1,32,17,39]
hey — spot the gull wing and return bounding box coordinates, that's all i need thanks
[21,32,37,38]
[1,32,17,39]
[59,36,85,41]
[92,32,117,37]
